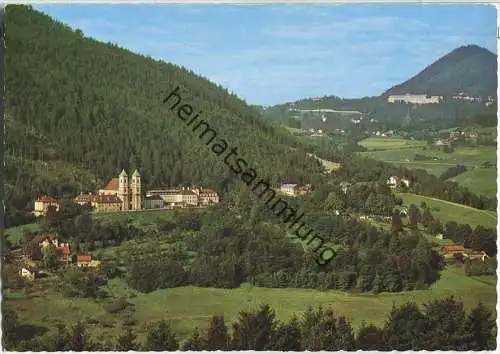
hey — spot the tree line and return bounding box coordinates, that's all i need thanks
[3,298,496,351]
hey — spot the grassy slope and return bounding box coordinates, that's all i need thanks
[398,193,497,228]
[451,168,497,197]
[5,200,496,343]
[5,208,181,246]
[359,137,427,150]
[6,266,496,343]
[359,137,497,196]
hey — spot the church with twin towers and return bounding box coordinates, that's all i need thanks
[118,169,141,211]
[99,169,142,211]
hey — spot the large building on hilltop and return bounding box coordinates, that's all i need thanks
[387,94,443,105]
[98,169,142,211]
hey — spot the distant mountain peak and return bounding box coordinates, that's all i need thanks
[384,44,497,98]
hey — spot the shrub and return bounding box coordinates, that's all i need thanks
[122,315,137,326]
[103,297,130,314]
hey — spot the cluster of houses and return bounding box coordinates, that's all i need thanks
[294,128,327,138]
[441,245,488,262]
[19,234,101,281]
[386,176,410,189]
[452,92,496,106]
[278,183,315,197]
[373,130,394,137]
[33,169,220,216]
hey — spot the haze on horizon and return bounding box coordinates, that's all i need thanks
[35,4,496,106]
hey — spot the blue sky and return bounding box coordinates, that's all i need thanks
[35,4,496,106]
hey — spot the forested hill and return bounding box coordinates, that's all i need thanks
[264,45,496,126]
[384,45,497,98]
[5,5,324,198]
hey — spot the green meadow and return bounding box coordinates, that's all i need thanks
[359,136,426,150]
[4,209,181,246]
[398,193,497,228]
[5,266,496,343]
[359,137,497,196]
[451,168,497,197]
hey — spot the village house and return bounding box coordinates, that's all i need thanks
[452,92,482,103]
[93,194,123,213]
[143,194,165,209]
[75,193,123,213]
[394,206,408,216]
[73,193,95,207]
[386,176,410,188]
[340,181,351,194]
[463,250,488,262]
[442,245,466,257]
[181,189,199,206]
[77,255,101,268]
[297,184,315,196]
[19,266,39,281]
[56,242,72,263]
[280,184,298,196]
[28,234,72,263]
[192,187,220,206]
[33,195,59,217]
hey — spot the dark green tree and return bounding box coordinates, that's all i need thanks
[391,210,403,232]
[464,303,496,350]
[182,328,205,350]
[356,321,387,350]
[408,204,421,229]
[205,316,231,350]
[384,302,426,350]
[144,320,179,351]
[115,328,138,351]
[270,317,303,351]
[231,304,277,350]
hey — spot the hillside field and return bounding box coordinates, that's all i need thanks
[5,266,496,343]
[398,193,497,228]
[450,168,498,197]
[4,208,183,246]
[359,136,426,150]
[360,136,496,196]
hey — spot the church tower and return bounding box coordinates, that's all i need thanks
[118,169,129,211]
[131,169,141,210]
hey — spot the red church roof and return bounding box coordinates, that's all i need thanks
[103,178,119,191]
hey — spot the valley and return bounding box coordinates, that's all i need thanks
[2,4,497,352]
[359,136,497,197]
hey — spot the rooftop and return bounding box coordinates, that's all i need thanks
[103,178,119,191]
[145,195,164,201]
[95,194,122,204]
[36,195,57,203]
[77,255,91,262]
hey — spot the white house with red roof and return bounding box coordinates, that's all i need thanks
[33,195,59,217]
